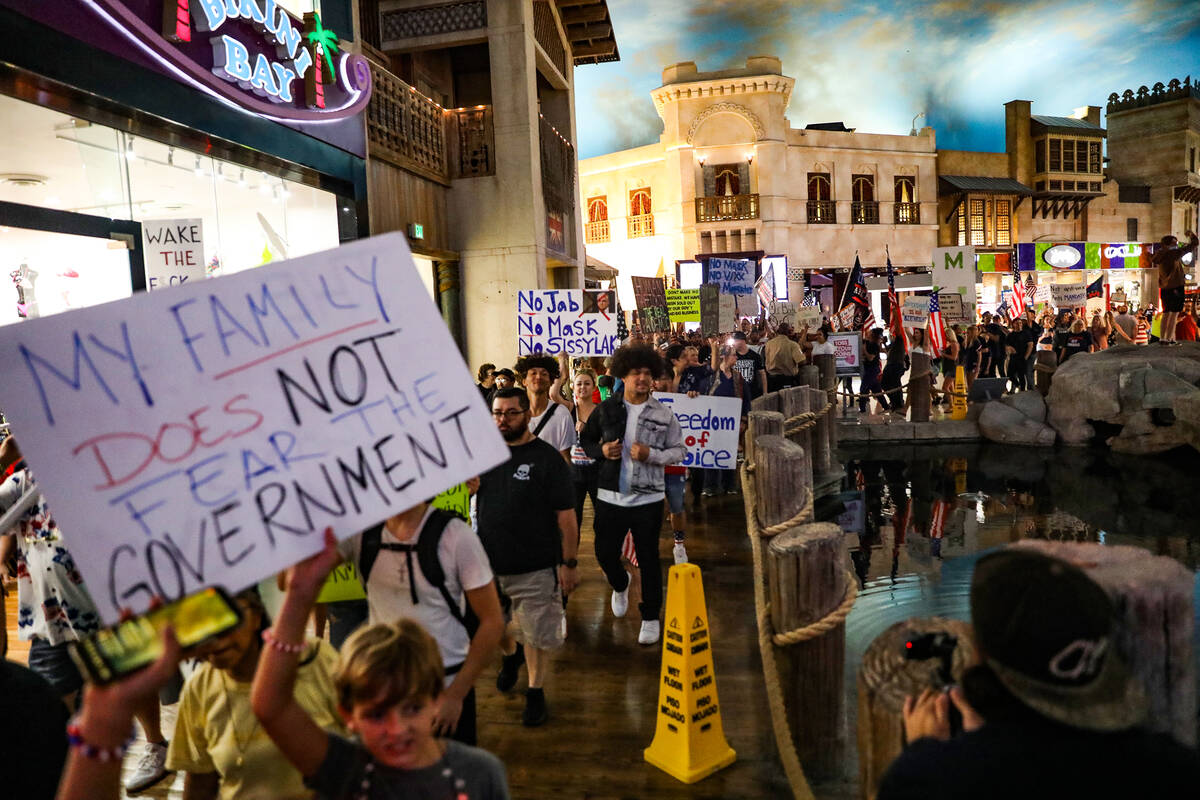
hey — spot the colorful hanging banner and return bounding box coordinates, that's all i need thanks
[1014,242,1158,272]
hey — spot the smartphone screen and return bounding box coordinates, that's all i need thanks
[71,587,242,684]
[599,386,612,401]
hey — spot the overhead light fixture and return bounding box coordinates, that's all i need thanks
[698,155,707,166]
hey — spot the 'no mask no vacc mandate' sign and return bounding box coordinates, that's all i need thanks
[0,233,508,623]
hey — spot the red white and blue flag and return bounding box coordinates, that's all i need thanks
[886,253,908,352]
[838,256,876,332]
[1009,262,1027,319]
[1086,275,1104,300]
[927,290,947,355]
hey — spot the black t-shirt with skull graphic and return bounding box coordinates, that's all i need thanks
[476,438,575,575]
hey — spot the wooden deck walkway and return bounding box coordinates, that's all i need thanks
[4,490,788,799]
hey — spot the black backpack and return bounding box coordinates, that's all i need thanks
[358,508,479,639]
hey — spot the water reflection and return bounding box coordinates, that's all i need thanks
[817,443,1200,789]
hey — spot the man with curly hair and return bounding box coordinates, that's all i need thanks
[579,344,686,646]
[514,353,575,458]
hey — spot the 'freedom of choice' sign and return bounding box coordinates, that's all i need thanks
[0,233,509,622]
[652,393,742,470]
[516,290,620,356]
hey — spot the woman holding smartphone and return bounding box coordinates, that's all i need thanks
[167,588,345,799]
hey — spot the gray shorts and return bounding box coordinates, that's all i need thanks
[497,568,564,650]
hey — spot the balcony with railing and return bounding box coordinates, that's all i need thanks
[851,201,879,225]
[367,62,448,180]
[628,214,655,238]
[893,202,921,224]
[807,200,836,224]
[585,219,610,243]
[695,194,759,223]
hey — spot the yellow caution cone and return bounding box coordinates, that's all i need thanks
[950,365,968,420]
[644,563,737,783]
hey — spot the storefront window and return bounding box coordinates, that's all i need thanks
[0,94,340,324]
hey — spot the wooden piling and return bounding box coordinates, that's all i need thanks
[745,411,784,476]
[909,351,931,422]
[779,387,813,491]
[752,434,811,535]
[806,385,832,477]
[813,353,838,458]
[857,618,976,800]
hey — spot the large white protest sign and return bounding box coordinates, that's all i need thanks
[0,233,509,623]
[797,307,822,328]
[708,258,755,296]
[1051,284,1087,307]
[768,301,797,329]
[932,246,976,320]
[830,331,861,378]
[1034,284,1052,303]
[143,219,206,290]
[516,290,620,356]
[938,293,969,324]
[718,294,736,332]
[901,296,930,326]
[652,393,742,470]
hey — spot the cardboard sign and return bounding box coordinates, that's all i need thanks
[699,284,720,336]
[768,301,797,329]
[1035,284,1053,303]
[516,290,620,356]
[708,258,755,296]
[836,305,857,331]
[797,307,823,328]
[632,276,670,333]
[316,562,367,603]
[143,218,206,291]
[901,296,929,326]
[830,331,861,378]
[652,393,743,471]
[938,292,969,324]
[718,295,737,333]
[431,482,470,521]
[665,289,701,323]
[0,233,509,623]
[1051,284,1087,307]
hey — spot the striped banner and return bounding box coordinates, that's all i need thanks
[1014,242,1158,271]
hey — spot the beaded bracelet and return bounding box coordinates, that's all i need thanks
[66,718,133,763]
[262,628,306,654]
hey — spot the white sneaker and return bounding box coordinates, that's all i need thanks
[638,620,662,645]
[125,740,171,793]
[560,613,568,640]
[611,572,631,618]
[673,542,688,565]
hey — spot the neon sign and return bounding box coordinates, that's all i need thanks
[81,0,371,123]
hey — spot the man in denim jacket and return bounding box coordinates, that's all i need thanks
[580,344,686,646]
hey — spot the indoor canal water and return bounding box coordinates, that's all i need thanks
[815,442,1200,793]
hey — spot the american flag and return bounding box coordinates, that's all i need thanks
[1009,263,1027,319]
[1025,273,1037,298]
[621,531,638,567]
[927,290,947,355]
[886,254,908,351]
[802,290,821,308]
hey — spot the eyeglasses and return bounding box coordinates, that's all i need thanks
[491,409,527,420]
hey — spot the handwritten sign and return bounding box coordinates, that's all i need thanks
[830,331,861,378]
[631,276,670,333]
[143,218,206,291]
[938,292,969,324]
[1051,284,1087,307]
[700,284,720,336]
[316,562,367,603]
[516,290,620,356]
[797,307,822,328]
[718,295,737,333]
[768,301,797,329]
[901,296,929,326]
[708,258,755,296]
[652,394,742,470]
[0,233,509,623]
[665,289,701,323]
[1034,284,1052,304]
[431,482,470,521]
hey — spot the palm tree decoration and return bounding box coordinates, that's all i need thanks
[163,0,191,42]
[303,13,340,109]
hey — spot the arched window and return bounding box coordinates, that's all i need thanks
[808,173,831,201]
[715,167,740,197]
[587,196,608,223]
[630,187,652,216]
[852,175,875,203]
[894,176,915,203]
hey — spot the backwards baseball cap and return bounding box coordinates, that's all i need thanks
[970,549,1146,732]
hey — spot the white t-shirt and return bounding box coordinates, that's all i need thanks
[530,402,575,454]
[811,341,835,355]
[338,506,493,681]
[597,400,665,507]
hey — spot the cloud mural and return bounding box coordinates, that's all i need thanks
[574,0,1200,158]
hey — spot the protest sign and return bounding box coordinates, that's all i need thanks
[768,301,797,329]
[143,219,206,290]
[797,307,822,329]
[431,482,470,520]
[700,283,720,336]
[631,276,670,333]
[718,294,736,333]
[665,289,701,323]
[1034,284,1052,303]
[316,562,367,603]
[901,296,929,326]
[836,304,857,331]
[1051,284,1087,307]
[516,290,620,356]
[652,393,742,470]
[708,258,755,296]
[938,293,969,324]
[0,233,509,623]
[830,331,861,378]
